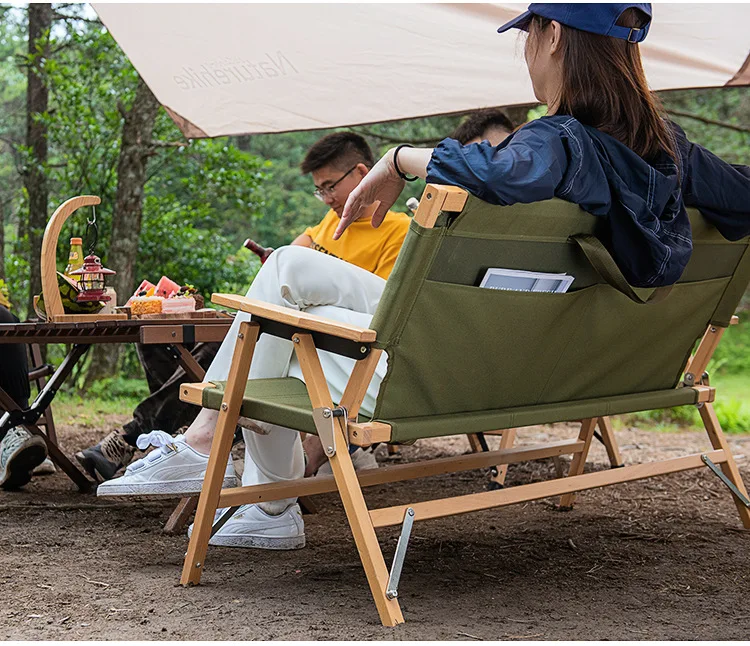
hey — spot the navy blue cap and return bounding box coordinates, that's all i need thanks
[497,3,652,43]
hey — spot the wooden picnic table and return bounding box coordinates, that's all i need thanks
[0,314,233,493]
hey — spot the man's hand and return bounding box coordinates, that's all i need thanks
[335,148,404,240]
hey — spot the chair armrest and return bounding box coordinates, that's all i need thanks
[211,294,377,343]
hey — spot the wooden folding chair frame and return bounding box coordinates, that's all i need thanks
[178,188,749,626]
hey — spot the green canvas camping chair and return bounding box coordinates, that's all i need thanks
[178,184,750,627]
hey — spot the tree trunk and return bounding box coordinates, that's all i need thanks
[84,77,160,385]
[0,199,5,282]
[24,2,52,316]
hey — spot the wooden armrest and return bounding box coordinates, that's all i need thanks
[180,382,214,405]
[730,315,739,325]
[211,294,377,343]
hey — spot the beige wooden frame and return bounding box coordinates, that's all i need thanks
[179,185,750,627]
[41,196,127,323]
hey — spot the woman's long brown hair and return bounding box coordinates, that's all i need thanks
[528,9,676,162]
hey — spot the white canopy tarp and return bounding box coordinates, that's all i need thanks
[94,3,750,138]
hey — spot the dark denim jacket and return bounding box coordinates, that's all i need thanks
[426,115,750,287]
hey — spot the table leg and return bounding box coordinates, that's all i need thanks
[0,344,93,492]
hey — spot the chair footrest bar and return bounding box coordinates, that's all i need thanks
[369,450,728,528]
[218,439,584,508]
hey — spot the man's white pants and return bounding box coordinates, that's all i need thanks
[204,246,388,512]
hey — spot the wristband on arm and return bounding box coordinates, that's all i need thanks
[393,144,419,182]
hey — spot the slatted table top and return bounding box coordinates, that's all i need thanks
[0,314,233,344]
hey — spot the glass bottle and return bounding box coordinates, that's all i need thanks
[65,237,85,278]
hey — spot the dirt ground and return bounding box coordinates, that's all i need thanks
[1,415,749,641]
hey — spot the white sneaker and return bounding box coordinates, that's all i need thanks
[96,431,236,498]
[187,503,305,550]
[316,447,378,476]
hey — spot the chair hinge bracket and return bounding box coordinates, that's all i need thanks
[312,406,347,457]
[386,507,415,600]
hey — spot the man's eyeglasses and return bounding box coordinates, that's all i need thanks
[313,165,358,201]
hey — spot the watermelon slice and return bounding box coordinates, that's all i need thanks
[126,279,156,306]
[155,276,181,298]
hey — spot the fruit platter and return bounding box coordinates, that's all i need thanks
[122,276,219,319]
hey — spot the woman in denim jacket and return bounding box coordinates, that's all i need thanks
[338,3,750,289]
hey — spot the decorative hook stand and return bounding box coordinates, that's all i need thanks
[40,195,126,323]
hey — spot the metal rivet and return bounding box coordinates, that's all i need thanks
[326,446,334,455]
[426,193,432,200]
[195,562,201,568]
[171,332,176,338]
[352,431,358,437]
[360,346,367,353]
[238,332,244,339]
[323,409,331,418]
[293,336,300,344]
[710,327,717,333]
[221,403,228,411]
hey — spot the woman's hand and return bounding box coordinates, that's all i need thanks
[335,148,405,240]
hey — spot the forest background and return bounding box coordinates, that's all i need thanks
[0,4,748,431]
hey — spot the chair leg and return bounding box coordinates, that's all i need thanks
[164,496,198,535]
[489,429,516,487]
[467,434,483,453]
[30,344,58,444]
[559,418,597,509]
[699,402,750,529]
[597,417,623,468]
[328,420,405,626]
[293,333,404,626]
[181,322,259,586]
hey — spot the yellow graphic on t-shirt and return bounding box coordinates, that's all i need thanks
[304,209,411,280]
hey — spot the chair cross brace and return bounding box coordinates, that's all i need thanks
[702,454,750,508]
[210,505,241,538]
[386,507,415,600]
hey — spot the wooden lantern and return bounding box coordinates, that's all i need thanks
[40,195,127,323]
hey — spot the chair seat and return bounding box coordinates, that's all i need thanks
[198,378,319,433]
[187,378,700,442]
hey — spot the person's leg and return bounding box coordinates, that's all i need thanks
[136,343,177,395]
[241,305,388,507]
[185,246,383,454]
[123,342,220,446]
[204,245,385,384]
[99,249,384,503]
[197,305,386,548]
[78,342,221,482]
[0,307,31,433]
[0,306,47,489]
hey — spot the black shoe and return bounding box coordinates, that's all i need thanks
[75,430,135,482]
[0,427,48,490]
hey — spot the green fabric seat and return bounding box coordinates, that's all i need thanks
[201,380,698,443]
[203,378,318,433]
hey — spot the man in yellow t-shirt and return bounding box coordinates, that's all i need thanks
[291,132,411,280]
